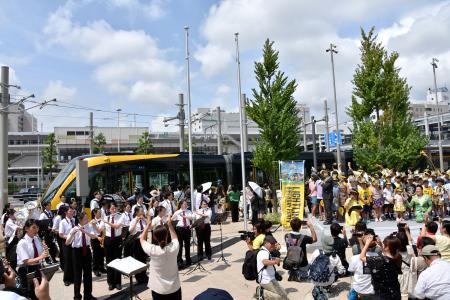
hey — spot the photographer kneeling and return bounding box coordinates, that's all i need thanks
[256,236,288,300]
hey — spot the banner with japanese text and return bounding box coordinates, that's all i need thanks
[279,160,305,228]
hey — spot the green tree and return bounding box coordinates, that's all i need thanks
[246,39,301,184]
[137,131,153,154]
[348,27,428,172]
[93,133,106,154]
[42,133,57,180]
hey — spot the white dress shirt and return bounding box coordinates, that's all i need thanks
[92,217,104,236]
[196,208,212,224]
[67,224,95,248]
[131,204,148,217]
[56,202,69,210]
[151,216,167,228]
[173,191,184,202]
[4,218,19,238]
[39,209,53,220]
[415,259,450,300]
[149,207,157,218]
[122,211,133,227]
[173,209,193,228]
[129,217,147,235]
[59,217,76,239]
[90,198,100,212]
[16,234,44,266]
[256,246,275,285]
[100,207,108,219]
[52,215,62,232]
[159,200,174,217]
[102,213,124,237]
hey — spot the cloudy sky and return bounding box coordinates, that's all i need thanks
[1,0,449,132]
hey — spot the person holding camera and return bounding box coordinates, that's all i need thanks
[330,223,349,271]
[256,236,288,300]
[247,221,266,251]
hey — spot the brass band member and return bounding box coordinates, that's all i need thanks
[52,205,67,271]
[121,202,133,258]
[5,209,21,270]
[66,212,99,300]
[172,200,193,268]
[91,208,106,277]
[102,202,125,291]
[38,202,58,263]
[195,200,212,260]
[59,206,76,286]
[131,195,148,217]
[16,219,49,299]
[129,206,148,284]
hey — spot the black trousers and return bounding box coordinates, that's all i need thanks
[151,288,182,300]
[176,227,191,263]
[324,197,333,222]
[91,238,104,272]
[104,236,122,286]
[44,232,58,262]
[62,243,74,283]
[122,227,133,258]
[195,224,211,258]
[57,236,65,270]
[6,236,18,270]
[230,201,239,222]
[132,236,148,284]
[72,247,93,300]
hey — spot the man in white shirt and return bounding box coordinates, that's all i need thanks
[256,236,288,300]
[56,195,69,211]
[173,185,185,203]
[131,196,148,217]
[59,207,76,286]
[173,201,193,267]
[415,245,450,300]
[38,202,57,263]
[90,191,102,217]
[160,192,175,217]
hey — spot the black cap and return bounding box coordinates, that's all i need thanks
[264,235,277,245]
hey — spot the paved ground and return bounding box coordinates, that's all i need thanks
[44,215,435,300]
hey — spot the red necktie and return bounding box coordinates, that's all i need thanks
[81,229,87,256]
[32,239,38,258]
[182,211,187,227]
[139,219,143,231]
[111,216,115,240]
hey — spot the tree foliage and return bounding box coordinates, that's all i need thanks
[348,27,428,172]
[247,39,301,179]
[93,133,106,154]
[42,133,57,179]
[137,131,153,154]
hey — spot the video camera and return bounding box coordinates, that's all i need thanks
[239,230,255,241]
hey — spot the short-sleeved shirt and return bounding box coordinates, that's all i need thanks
[348,253,377,294]
[358,188,372,204]
[228,191,240,202]
[366,255,401,299]
[141,239,180,294]
[16,234,44,266]
[252,234,266,250]
[284,232,313,267]
[256,246,275,285]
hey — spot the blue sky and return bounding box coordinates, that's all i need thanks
[1,0,449,132]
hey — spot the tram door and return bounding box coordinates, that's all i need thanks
[147,172,169,189]
[131,166,145,193]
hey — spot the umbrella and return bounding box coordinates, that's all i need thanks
[248,181,263,198]
[201,182,212,192]
[194,288,233,300]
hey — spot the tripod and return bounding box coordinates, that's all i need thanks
[215,212,229,264]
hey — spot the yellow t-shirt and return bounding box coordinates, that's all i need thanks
[423,186,433,197]
[436,235,450,262]
[358,188,372,205]
[252,233,266,250]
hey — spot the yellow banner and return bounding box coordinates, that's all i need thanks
[279,161,305,228]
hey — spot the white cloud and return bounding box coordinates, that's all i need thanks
[41,3,180,110]
[41,80,76,101]
[110,0,167,20]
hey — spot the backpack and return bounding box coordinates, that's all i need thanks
[308,250,332,283]
[242,250,259,281]
[283,234,305,270]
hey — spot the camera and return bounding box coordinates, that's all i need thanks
[239,230,255,241]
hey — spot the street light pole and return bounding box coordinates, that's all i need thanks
[185,26,195,208]
[235,32,248,231]
[326,43,341,167]
[0,66,9,209]
[116,108,121,152]
[431,58,444,172]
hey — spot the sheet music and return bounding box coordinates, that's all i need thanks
[107,256,147,275]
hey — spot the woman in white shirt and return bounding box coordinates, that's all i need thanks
[129,207,149,284]
[172,200,193,267]
[195,200,212,260]
[91,208,106,277]
[121,203,133,258]
[140,217,181,300]
[52,205,67,271]
[5,209,21,270]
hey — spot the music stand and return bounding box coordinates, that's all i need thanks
[214,211,229,264]
[108,256,148,300]
[185,216,207,275]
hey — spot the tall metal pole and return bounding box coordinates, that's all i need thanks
[185,26,195,208]
[37,132,40,190]
[242,93,248,152]
[89,112,94,155]
[0,66,9,208]
[116,109,121,152]
[235,32,247,230]
[311,116,317,172]
[432,58,444,172]
[303,109,307,151]
[324,99,330,152]
[326,43,341,166]
[178,93,185,152]
[217,106,223,155]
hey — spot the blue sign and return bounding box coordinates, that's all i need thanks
[327,130,343,147]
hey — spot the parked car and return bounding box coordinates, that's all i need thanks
[13,187,42,202]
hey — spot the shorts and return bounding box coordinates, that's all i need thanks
[311,196,318,205]
[433,198,444,206]
[362,205,372,213]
